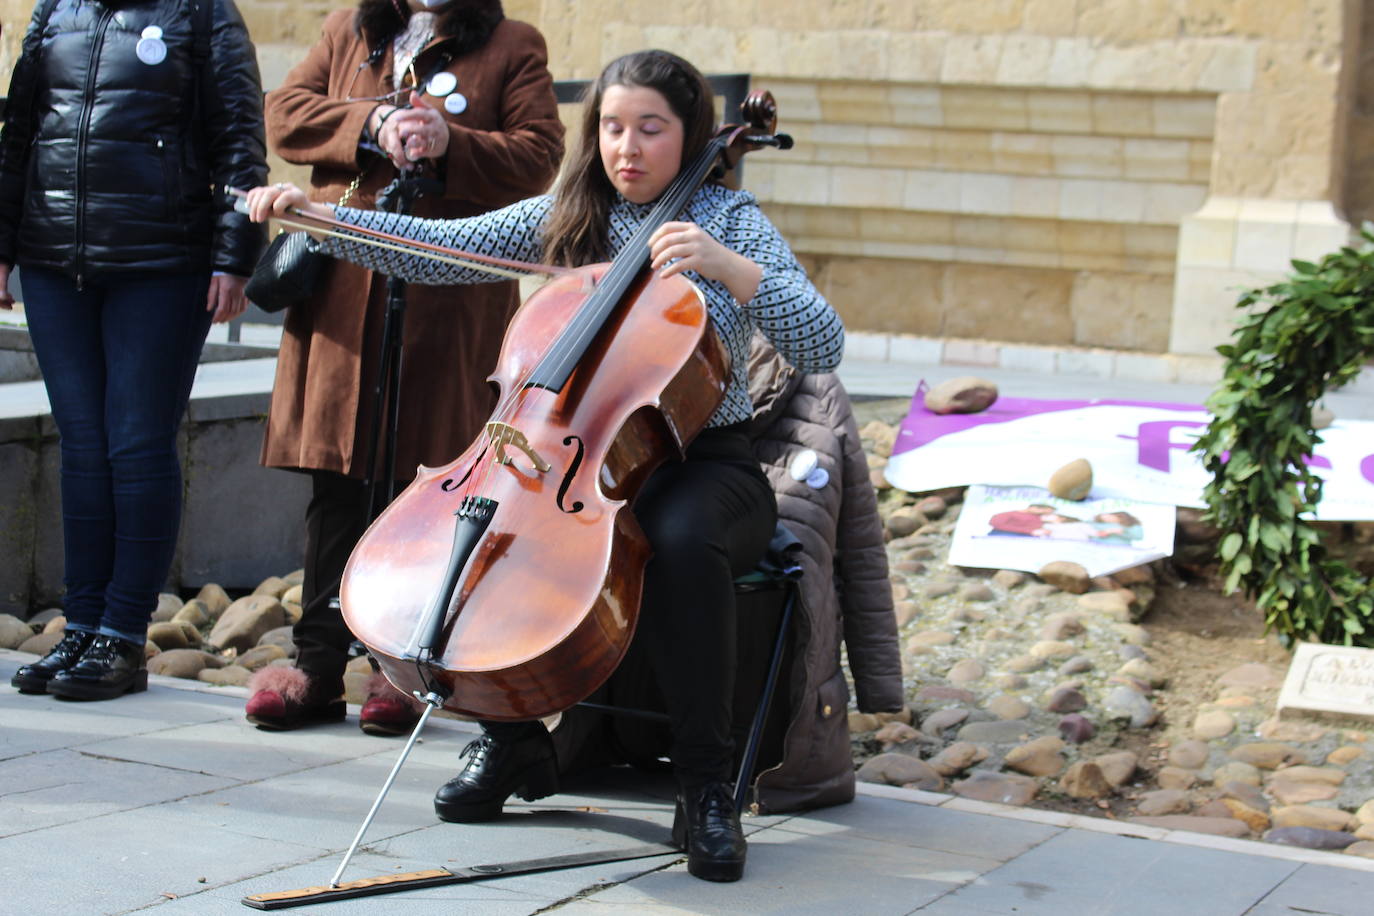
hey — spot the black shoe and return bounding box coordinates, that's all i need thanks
[433,729,558,823]
[11,629,96,694]
[672,782,746,882]
[47,634,148,701]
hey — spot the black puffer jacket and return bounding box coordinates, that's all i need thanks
[0,0,267,280]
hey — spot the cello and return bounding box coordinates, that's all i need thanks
[336,91,795,722]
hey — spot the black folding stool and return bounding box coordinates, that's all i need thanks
[577,523,803,813]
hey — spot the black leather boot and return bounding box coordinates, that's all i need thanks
[10,629,96,693]
[47,634,148,701]
[672,781,746,882]
[433,728,558,823]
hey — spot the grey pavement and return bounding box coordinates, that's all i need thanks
[4,650,1374,915]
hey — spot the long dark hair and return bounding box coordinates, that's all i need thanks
[355,0,504,56]
[542,50,716,268]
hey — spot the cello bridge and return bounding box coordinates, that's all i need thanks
[486,421,551,472]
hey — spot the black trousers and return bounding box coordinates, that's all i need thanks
[486,423,777,786]
[293,471,397,690]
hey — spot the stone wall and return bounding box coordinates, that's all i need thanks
[0,331,308,615]
[0,399,309,617]
[0,0,1364,358]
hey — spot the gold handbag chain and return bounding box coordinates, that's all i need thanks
[338,172,364,206]
[272,173,363,239]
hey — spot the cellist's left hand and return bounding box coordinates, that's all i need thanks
[648,221,761,305]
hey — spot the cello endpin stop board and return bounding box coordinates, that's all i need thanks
[240,843,678,909]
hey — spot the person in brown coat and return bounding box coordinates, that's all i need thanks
[244,0,563,734]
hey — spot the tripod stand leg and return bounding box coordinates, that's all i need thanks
[328,690,443,887]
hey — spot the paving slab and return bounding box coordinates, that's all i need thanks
[777,792,1061,861]
[72,715,419,782]
[923,828,1298,915]
[0,803,329,913]
[133,756,447,847]
[555,823,1013,916]
[1241,861,1374,916]
[0,747,234,837]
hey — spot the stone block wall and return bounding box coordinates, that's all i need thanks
[748,80,1212,350]
[0,0,1365,358]
[0,396,309,616]
[0,331,307,614]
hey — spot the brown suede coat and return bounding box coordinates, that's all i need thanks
[746,339,904,812]
[260,10,563,477]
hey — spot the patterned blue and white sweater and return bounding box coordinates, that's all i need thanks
[321,184,844,428]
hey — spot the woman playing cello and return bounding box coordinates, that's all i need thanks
[243,48,844,883]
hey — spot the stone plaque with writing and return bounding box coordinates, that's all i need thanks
[1277,643,1374,720]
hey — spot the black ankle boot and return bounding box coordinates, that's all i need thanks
[433,728,558,823]
[11,629,96,693]
[672,781,746,882]
[47,634,148,701]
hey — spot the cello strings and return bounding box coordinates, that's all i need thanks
[457,136,728,507]
[518,134,728,392]
[464,132,735,507]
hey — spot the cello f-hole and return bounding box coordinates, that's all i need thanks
[557,435,586,514]
[439,444,490,491]
[440,470,471,492]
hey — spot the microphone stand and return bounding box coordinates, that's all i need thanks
[361,167,443,517]
[327,165,447,886]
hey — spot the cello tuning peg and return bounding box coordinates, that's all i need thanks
[743,132,794,151]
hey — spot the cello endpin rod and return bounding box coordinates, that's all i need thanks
[328,700,439,887]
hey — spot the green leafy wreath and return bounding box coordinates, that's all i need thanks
[1193,227,1374,648]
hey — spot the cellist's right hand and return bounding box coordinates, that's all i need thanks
[243,182,334,228]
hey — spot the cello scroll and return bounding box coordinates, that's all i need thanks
[716,90,794,176]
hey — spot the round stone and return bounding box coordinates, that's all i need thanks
[947,658,987,685]
[1045,686,1087,714]
[1169,739,1211,770]
[922,708,970,733]
[986,695,1031,720]
[1058,656,1094,676]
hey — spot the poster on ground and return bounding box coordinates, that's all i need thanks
[948,484,1177,577]
[884,394,1374,521]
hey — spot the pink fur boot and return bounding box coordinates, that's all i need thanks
[359,671,423,737]
[245,667,345,730]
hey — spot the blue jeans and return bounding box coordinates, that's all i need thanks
[22,267,212,644]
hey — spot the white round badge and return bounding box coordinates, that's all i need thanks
[136,36,167,66]
[426,72,458,98]
[804,467,830,490]
[443,92,468,115]
[788,449,819,482]
[141,25,163,39]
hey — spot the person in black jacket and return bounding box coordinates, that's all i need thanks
[1,0,268,701]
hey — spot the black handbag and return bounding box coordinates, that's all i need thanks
[243,174,361,313]
[244,230,326,313]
